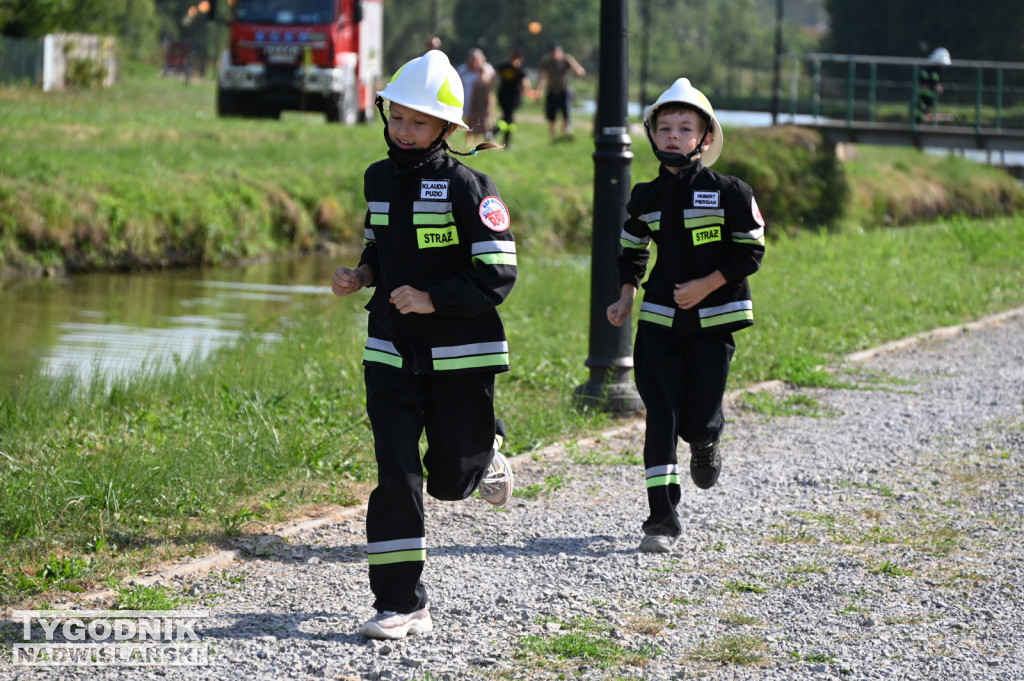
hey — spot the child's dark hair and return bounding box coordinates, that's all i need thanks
[653,102,711,133]
[444,131,503,156]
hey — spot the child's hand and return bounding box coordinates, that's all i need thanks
[390,286,435,315]
[674,271,726,309]
[332,266,365,296]
[607,285,637,327]
[606,298,632,327]
[673,281,706,309]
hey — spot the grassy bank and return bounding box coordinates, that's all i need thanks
[2,63,1023,275]
[3,214,1024,608]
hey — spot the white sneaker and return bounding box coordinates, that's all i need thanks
[639,535,675,554]
[478,449,513,506]
[360,608,433,639]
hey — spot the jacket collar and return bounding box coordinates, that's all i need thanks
[659,159,703,182]
[388,142,447,174]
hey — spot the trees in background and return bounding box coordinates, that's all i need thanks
[4,0,1023,95]
[0,0,159,60]
[823,0,1024,62]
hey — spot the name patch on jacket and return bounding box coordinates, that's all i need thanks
[420,180,449,200]
[417,226,459,248]
[693,191,720,208]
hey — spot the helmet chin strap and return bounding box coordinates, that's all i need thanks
[648,131,709,167]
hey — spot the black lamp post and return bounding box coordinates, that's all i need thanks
[573,0,643,414]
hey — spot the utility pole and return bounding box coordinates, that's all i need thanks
[639,0,651,111]
[573,0,643,415]
[771,0,784,125]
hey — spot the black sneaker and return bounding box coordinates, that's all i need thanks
[689,443,721,489]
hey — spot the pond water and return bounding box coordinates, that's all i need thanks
[0,254,345,390]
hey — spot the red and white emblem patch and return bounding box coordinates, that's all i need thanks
[478,196,510,232]
[751,196,765,227]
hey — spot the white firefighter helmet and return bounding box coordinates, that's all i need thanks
[928,47,951,65]
[643,78,724,167]
[377,50,469,130]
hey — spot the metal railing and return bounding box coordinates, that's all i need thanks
[782,52,1024,134]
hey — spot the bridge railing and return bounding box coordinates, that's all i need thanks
[781,52,1024,133]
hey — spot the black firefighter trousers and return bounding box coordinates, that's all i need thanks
[634,324,735,538]
[364,366,497,614]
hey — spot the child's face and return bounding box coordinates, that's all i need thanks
[652,108,710,163]
[387,102,452,150]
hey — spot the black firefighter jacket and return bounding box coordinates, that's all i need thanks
[358,147,517,375]
[617,161,766,335]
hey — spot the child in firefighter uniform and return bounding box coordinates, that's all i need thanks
[331,50,517,639]
[606,78,765,554]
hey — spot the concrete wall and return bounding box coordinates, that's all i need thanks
[0,33,117,90]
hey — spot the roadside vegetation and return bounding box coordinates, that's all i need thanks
[2,64,1024,609]
[3,63,1023,275]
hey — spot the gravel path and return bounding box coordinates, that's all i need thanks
[4,311,1024,680]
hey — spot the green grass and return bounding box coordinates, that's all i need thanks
[516,617,661,671]
[737,391,836,418]
[724,579,769,594]
[685,634,771,666]
[112,583,192,610]
[737,216,1024,386]
[516,475,569,500]
[870,559,913,577]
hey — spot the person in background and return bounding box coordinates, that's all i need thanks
[493,47,532,148]
[607,78,765,554]
[457,48,496,145]
[536,42,585,141]
[915,47,951,125]
[331,50,516,639]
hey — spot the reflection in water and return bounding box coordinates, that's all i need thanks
[40,321,280,382]
[0,254,346,389]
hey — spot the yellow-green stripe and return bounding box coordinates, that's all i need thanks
[433,353,509,371]
[700,310,754,328]
[639,311,673,327]
[473,252,517,266]
[413,212,455,225]
[620,238,649,250]
[685,216,723,229]
[364,348,403,367]
[368,549,426,566]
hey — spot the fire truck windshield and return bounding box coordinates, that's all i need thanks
[235,0,335,24]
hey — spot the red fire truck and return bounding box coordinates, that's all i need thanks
[217,0,382,124]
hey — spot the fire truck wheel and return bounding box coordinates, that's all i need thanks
[217,88,239,117]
